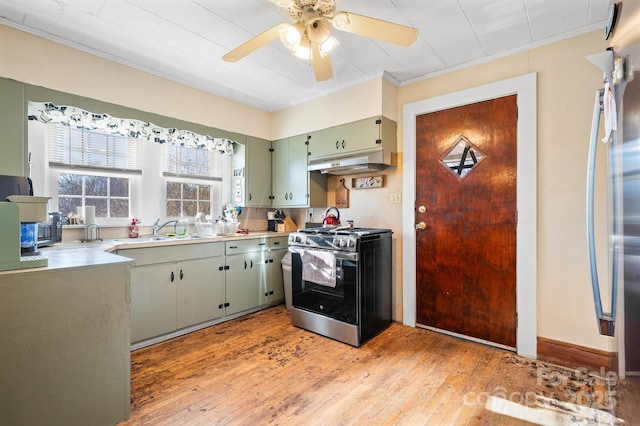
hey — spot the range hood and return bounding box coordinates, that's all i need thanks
[308,149,397,175]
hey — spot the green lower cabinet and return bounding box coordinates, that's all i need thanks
[125,237,285,346]
[130,257,225,343]
[265,249,287,304]
[176,258,225,329]
[224,251,264,316]
[130,263,177,342]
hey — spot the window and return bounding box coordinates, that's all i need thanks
[29,108,230,226]
[58,173,130,217]
[166,182,212,217]
[163,144,221,178]
[49,124,141,170]
[163,144,222,218]
[47,123,139,219]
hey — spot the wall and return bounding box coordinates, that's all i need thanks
[0,25,272,141]
[271,76,395,139]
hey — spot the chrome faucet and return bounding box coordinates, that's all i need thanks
[152,219,178,236]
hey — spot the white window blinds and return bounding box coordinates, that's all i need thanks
[48,123,142,171]
[163,144,222,179]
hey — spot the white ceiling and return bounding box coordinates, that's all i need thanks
[0,0,610,112]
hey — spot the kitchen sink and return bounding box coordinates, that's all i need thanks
[112,234,214,244]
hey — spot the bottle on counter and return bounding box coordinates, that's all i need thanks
[129,218,139,238]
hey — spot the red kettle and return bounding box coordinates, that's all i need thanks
[323,206,341,227]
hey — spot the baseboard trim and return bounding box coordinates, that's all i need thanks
[537,337,618,374]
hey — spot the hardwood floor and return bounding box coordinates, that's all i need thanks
[119,306,637,425]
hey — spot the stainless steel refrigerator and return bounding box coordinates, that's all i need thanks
[586,0,640,376]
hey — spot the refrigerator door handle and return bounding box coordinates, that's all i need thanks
[586,88,616,336]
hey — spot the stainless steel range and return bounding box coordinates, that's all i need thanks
[288,227,392,347]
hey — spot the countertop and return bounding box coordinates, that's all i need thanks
[2,231,289,275]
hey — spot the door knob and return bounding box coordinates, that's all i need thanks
[415,222,426,230]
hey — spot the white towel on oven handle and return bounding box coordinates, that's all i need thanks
[300,249,337,288]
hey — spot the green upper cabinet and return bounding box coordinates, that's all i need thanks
[0,79,26,176]
[272,134,326,208]
[272,134,307,207]
[232,136,272,207]
[307,116,397,160]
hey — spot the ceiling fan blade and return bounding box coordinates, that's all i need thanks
[311,43,333,81]
[222,23,288,62]
[332,12,418,47]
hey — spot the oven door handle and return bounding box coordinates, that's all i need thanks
[289,246,358,262]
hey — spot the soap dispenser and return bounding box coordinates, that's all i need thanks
[128,218,139,238]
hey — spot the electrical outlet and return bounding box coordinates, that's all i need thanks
[390,192,402,204]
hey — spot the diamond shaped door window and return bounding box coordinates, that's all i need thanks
[440,136,486,179]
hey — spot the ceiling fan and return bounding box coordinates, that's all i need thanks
[222,0,418,81]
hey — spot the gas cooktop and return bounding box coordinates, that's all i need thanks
[297,227,391,236]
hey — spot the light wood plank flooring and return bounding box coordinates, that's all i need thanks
[119,306,638,425]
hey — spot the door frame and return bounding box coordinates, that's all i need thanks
[402,73,538,358]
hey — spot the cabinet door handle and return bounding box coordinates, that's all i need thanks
[259,242,266,246]
[249,193,252,201]
[218,304,224,309]
[179,270,184,280]
[265,292,269,296]
[269,259,274,263]
[289,192,293,200]
[219,266,224,271]
[250,259,254,268]
[269,291,274,295]
[335,140,339,149]
[284,193,288,200]
[273,241,280,246]
[170,271,175,282]
[244,260,247,269]
[224,265,230,270]
[341,140,345,149]
[229,245,238,249]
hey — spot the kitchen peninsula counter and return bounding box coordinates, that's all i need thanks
[0,231,288,426]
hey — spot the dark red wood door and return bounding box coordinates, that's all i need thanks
[415,95,518,347]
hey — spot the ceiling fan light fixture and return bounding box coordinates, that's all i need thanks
[293,37,311,60]
[279,24,302,50]
[319,36,339,56]
[306,18,331,44]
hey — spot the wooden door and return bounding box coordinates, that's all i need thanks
[415,95,518,347]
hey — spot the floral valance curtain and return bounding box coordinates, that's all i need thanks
[28,101,236,154]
